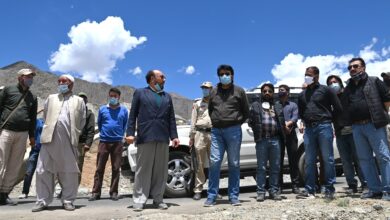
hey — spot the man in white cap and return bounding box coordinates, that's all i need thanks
[33,74,86,212]
[189,82,213,200]
[0,68,37,205]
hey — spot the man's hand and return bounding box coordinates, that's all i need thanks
[125,136,135,144]
[284,125,292,134]
[83,145,90,154]
[189,138,194,147]
[171,138,180,148]
[29,137,35,147]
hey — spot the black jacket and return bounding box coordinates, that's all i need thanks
[0,84,37,137]
[208,83,250,128]
[344,74,390,128]
[248,100,286,143]
[78,108,95,147]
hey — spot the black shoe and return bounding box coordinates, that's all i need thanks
[324,192,335,200]
[292,186,301,194]
[0,194,17,206]
[346,186,358,194]
[32,202,47,212]
[269,192,282,201]
[256,193,265,202]
[296,190,315,199]
[88,193,101,201]
[193,193,201,200]
[361,191,382,199]
[63,203,75,211]
[0,193,6,205]
[110,193,119,201]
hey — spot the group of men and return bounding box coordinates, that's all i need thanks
[0,57,389,213]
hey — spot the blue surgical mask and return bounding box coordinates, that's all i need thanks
[58,84,69,94]
[330,83,341,93]
[304,76,314,85]
[202,88,210,97]
[219,75,232,85]
[109,97,119,106]
[23,78,33,87]
[155,83,164,93]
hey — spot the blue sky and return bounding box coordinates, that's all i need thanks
[1,0,390,99]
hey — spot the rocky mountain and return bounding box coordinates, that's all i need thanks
[0,61,193,120]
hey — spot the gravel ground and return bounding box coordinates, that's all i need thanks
[7,147,390,220]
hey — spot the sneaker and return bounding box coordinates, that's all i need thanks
[153,201,168,210]
[133,203,144,212]
[32,201,47,212]
[18,194,28,199]
[361,191,382,199]
[324,192,335,200]
[382,192,390,201]
[296,190,315,199]
[230,198,241,206]
[193,193,201,200]
[256,193,265,202]
[63,202,75,211]
[269,193,282,201]
[203,198,216,207]
[88,193,101,201]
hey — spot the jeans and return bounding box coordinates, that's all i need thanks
[207,125,242,200]
[304,122,336,194]
[336,133,366,188]
[352,123,390,193]
[22,147,40,194]
[256,137,281,194]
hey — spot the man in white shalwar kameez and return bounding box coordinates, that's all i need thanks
[32,74,86,212]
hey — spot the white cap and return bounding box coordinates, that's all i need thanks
[17,68,36,76]
[60,74,75,83]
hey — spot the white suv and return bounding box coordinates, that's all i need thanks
[123,89,343,197]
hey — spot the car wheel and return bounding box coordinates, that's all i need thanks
[164,151,194,198]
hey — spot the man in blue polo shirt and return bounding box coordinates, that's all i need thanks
[89,88,128,201]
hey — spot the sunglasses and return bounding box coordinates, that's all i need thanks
[347,64,361,70]
[218,72,231,77]
[262,90,273,94]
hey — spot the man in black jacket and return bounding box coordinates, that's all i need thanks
[77,92,95,185]
[248,83,285,202]
[344,57,390,201]
[0,68,37,205]
[297,66,342,200]
[204,64,249,207]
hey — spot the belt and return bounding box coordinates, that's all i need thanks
[353,119,371,125]
[196,127,211,132]
[306,120,331,128]
[262,134,279,139]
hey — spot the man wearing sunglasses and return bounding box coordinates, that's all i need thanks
[204,64,250,207]
[297,66,342,200]
[343,57,390,201]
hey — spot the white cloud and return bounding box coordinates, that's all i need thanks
[129,66,142,75]
[185,65,196,75]
[271,38,390,88]
[48,16,147,84]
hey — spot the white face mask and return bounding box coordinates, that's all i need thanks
[262,102,270,110]
[304,76,314,85]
